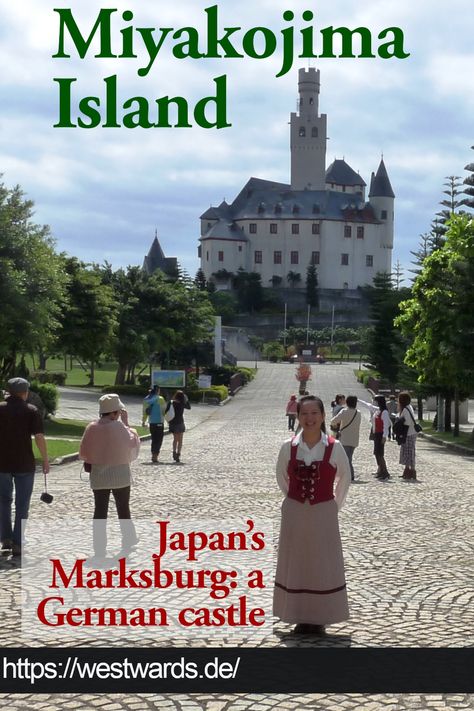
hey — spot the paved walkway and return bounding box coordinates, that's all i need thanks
[1,363,474,709]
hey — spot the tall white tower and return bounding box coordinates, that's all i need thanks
[290,67,327,191]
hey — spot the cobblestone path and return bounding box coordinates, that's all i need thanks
[1,363,473,709]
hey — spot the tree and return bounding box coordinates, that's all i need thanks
[287,271,301,288]
[262,341,285,362]
[232,269,263,312]
[363,272,409,386]
[58,258,117,385]
[396,214,474,437]
[269,275,283,287]
[305,264,319,307]
[461,146,474,210]
[0,178,66,381]
[409,233,432,277]
[194,268,207,290]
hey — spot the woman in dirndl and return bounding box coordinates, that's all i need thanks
[398,391,418,480]
[273,395,351,635]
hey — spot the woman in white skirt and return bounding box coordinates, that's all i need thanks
[398,391,418,480]
[273,395,351,635]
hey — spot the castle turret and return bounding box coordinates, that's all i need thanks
[290,68,327,191]
[369,158,395,258]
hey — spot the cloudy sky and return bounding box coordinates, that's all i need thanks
[1,0,473,283]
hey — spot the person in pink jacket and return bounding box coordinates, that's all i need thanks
[79,393,140,559]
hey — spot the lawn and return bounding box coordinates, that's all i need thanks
[421,422,474,452]
[25,357,149,388]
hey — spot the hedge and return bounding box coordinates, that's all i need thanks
[30,370,67,386]
[187,386,228,403]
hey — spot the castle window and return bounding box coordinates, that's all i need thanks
[309,97,314,105]
[198,245,202,258]
[274,251,282,264]
[311,126,318,137]
[311,251,320,265]
[291,251,299,265]
[366,255,373,267]
[218,251,224,262]
[293,204,300,214]
[206,251,209,261]
[313,204,320,214]
[357,226,365,239]
[292,223,299,235]
[381,210,388,220]
[254,251,262,264]
[312,223,320,235]
[270,223,278,234]
[258,202,265,214]
[342,186,346,193]
[249,223,257,233]
[341,253,349,265]
[207,222,212,229]
[299,127,306,137]
[344,225,352,238]
[238,246,242,252]
[275,203,282,214]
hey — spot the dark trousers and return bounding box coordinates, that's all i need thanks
[287,414,296,431]
[92,487,137,556]
[149,423,164,455]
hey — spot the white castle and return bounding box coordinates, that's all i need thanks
[199,67,394,292]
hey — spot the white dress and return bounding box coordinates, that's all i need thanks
[273,432,351,625]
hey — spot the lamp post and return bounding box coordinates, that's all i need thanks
[306,304,310,346]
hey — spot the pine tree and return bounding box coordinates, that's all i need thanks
[461,145,474,210]
[305,264,319,307]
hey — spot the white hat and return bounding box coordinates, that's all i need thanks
[99,393,125,414]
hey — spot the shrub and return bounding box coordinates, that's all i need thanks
[187,386,228,403]
[30,370,67,386]
[29,382,58,417]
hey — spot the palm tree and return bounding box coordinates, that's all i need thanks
[287,271,301,288]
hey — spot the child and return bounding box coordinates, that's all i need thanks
[286,395,298,431]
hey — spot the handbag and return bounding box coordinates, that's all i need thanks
[164,402,175,423]
[392,417,409,444]
[407,408,423,433]
[337,410,358,441]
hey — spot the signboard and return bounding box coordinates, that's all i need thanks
[151,370,186,388]
[198,375,212,388]
[302,349,312,356]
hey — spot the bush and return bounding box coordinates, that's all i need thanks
[29,382,58,417]
[30,370,67,386]
[187,386,228,403]
[236,367,255,384]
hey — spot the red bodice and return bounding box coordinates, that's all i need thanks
[287,436,336,505]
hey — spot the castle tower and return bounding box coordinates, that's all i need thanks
[290,67,327,191]
[369,158,395,259]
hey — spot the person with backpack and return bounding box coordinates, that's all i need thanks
[359,396,391,480]
[397,391,419,481]
[330,395,362,481]
[165,390,191,463]
[142,385,166,463]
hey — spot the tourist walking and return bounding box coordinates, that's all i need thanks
[285,394,298,431]
[0,378,49,557]
[79,394,140,559]
[165,390,191,463]
[142,385,166,463]
[274,395,351,635]
[330,395,362,481]
[331,394,346,417]
[359,396,391,480]
[397,391,418,481]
